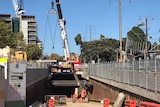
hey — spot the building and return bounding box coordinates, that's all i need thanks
[0,14,12,30]
[21,15,37,44]
[0,14,42,49]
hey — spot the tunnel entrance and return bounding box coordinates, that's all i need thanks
[46,73,86,98]
[48,86,77,97]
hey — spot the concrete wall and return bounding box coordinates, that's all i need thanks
[26,69,48,106]
[0,80,5,107]
[0,60,8,107]
[5,64,26,107]
[88,79,118,103]
[89,77,160,105]
[26,68,48,86]
[0,62,48,107]
[26,77,48,106]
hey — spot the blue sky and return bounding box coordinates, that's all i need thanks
[1,0,160,56]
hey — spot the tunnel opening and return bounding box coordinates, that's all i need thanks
[48,86,78,97]
[46,73,86,98]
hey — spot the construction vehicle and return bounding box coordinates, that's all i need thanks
[10,51,27,62]
[0,46,27,63]
[47,0,82,71]
[48,0,81,72]
[47,0,81,72]
[46,0,91,104]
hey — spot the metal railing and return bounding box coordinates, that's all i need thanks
[83,58,160,94]
[10,60,49,69]
[27,62,49,69]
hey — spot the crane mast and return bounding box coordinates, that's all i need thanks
[12,0,25,17]
[55,0,70,60]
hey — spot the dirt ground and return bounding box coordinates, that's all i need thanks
[59,102,103,107]
[30,100,113,107]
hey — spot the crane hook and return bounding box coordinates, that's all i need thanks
[51,1,54,9]
[48,0,57,14]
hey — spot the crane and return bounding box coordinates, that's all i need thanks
[46,0,81,72]
[45,1,90,104]
[55,0,81,66]
[55,0,70,61]
[11,0,25,17]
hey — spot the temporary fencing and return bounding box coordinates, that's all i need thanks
[103,98,110,107]
[139,102,160,107]
[44,95,67,106]
[125,100,137,107]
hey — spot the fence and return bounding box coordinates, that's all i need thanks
[9,60,50,69]
[83,58,160,94]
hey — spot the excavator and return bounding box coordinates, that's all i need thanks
[46,0,92,105]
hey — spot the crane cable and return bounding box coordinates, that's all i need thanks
[43,0,58,52]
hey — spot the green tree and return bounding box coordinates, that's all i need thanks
[80,37,119,63]
[0,21,17,48]
[127,26,152,59]
[75,34,82,46]
[25,44,42,60]
[49,53,63,60]
[127,26,145,41]
[16,32,25,46]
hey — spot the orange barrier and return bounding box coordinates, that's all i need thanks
[139,102,160,107]
[125,100,137,107]
[48,97,55,107]
[81,89,87,98]
[103,98,110,107]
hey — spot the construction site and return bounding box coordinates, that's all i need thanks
[1,0,160,107]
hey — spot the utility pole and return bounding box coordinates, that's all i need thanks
[90,25,92,41]
[145,18,148,60]
[118,0,123,62]
[86,25,94,42]
[138,17,149,60]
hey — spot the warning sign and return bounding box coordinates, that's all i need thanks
[11,72,23,80]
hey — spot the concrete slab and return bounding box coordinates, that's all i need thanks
[113,92,125,107]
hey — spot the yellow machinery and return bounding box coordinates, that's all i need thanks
[10,51,27,62]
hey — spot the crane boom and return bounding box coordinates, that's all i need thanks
[55,0,70,60]
[12,0,25,17]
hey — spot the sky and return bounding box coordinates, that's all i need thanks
[1,0,160,56]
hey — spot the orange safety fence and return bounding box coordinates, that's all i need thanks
[48,97,55,107]
[139,102,160,107]
[125,100,137,107]
[81,89,87,98]
[103,98,110,107]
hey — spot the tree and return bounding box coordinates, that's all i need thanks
[0,21,17,48]
[75,34,82,46]
[16,32,25,46]
[0,20,44,61]
[49,53,63,60]
[25,44,42,60]
[80,37,119,63]
[127,26,145,41]
[126,26,152,59]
